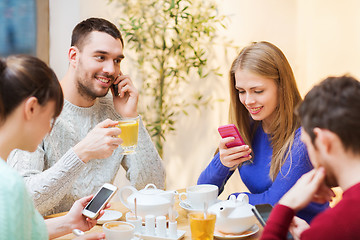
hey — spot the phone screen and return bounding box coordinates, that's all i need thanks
[85,187,113,212]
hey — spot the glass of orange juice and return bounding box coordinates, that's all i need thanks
[189,212,216,240]
[117,116,139,154]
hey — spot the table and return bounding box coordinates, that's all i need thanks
[46,190,262,239]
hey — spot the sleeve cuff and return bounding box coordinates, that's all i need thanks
[268,204,295,227]
[212,152,233,175]
[65,148,85,169]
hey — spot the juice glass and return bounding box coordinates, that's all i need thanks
[189,212,216,240]
[117,116,139,154]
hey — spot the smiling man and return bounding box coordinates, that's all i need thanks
[261,75,360,239]
[8,18,165,216]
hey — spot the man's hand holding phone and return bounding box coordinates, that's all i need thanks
[111,72,139,118]
[218,124,252,169]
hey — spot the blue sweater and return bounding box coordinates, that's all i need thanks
[198,125,328,223]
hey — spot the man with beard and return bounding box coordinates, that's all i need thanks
[261,75,360,239]
[8,18,165,216]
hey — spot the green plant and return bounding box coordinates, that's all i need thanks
[109,0,227,157]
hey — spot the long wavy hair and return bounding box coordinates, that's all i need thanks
[229,41,302,181]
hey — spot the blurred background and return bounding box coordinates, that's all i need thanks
[3,0,360,200]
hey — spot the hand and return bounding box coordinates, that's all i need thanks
[279,167,335,212]
[65,195,110,233]
[111,73,139,118]
[289,216,310,240]
[219,137,252,168]
[74,232,105,240]
[73,119,123,163]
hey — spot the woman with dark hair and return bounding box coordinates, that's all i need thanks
[198,41,328,223]
[0,55,105,239]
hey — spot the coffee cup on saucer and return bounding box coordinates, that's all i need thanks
[179,184,218,210]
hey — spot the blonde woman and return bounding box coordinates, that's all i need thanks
[198,41,328,223]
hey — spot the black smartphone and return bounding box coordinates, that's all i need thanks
[252,204,272,227]
[112,83,119,96]
[252,204,294,240]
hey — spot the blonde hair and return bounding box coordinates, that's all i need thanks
[229,41,301,181]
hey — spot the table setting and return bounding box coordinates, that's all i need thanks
[48,183,262,240]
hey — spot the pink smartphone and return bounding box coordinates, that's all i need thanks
[218,124,246,148]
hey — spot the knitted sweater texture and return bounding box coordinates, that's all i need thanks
[8,94,165,216]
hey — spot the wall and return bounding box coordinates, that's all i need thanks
[49,0,360,200]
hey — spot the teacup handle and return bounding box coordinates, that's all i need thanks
[119,185,137,210]
[178,192,188,203]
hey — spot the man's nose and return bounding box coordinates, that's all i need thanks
[103,60,116,75]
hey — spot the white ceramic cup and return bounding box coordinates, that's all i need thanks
[125,212,142,234]
[103,221,135,240]
[179,184,218,209]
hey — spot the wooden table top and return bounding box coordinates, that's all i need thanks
[46,190,262,240]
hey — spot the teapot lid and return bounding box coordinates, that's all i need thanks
[127,184,170,206]
[139,184,165,195]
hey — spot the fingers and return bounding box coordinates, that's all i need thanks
[313,182,335,203]
[104,203,111,210]
[311,167,326,185]
[219,138,252,168]
[86,217,98,226]
[219,137,235,149]
[113,74,138,98]
[73,119,123,163]
[96,119,119,128]
[78,195,94,207]
[96,210,105,220]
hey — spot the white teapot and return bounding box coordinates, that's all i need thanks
[119,184,177,218]
[208,194,256,234]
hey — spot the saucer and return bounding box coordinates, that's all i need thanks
[179,201,203,212]
[97,210,123,225]
[179,200,221,212]
[214,224,260,239]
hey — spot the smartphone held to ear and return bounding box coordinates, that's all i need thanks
[82,183,118,219]
[218,124,246,148]
[112,83,119,96]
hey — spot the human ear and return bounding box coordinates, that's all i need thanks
[23,97,39,121]
[68,46,78,68]
[313,128,337,156]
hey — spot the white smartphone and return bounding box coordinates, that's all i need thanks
[82,183,118,219]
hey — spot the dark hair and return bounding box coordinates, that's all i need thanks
[71,17,123,50]
[298,75,360,154]
[0,55,63,124]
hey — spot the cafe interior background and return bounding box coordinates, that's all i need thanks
[4,0,360,201]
